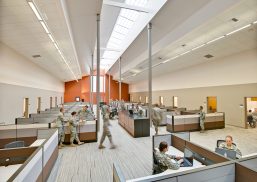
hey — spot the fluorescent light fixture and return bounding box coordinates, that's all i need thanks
[28,1,42,21]
[48,34,54,42]
[253,20,257,24]
[180,50,191,56]
[226,24,251,36]
[192,44,206,51]
[162,60,169,64]
[206,35,225,44]
[40,21,50,34]
[54,43,59,50]
[58,49,62,55]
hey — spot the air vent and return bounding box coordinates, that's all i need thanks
[32,55,41,58]
[181,44,186,47]
[204,54,214,59]
[231,18,239,22]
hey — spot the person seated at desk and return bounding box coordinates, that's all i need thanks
[78,105,94,121]
[219,135,242,158]
[154,141,183,173]
[133,105,140,114]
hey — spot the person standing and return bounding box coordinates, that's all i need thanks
[199,106,206,133]
[151,106,163,135]
[56,108,65,148]
[69,111,84,147]
[99,105,116,149]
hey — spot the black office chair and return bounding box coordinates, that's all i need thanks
[4,141,25,149]
[216,140,236,148]
[152,151,162,174]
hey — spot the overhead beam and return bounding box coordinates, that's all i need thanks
[103,0,151,13]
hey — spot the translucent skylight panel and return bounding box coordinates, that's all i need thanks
[114,25,129,35]
[117,16,134,29]
[112,31,125,40]
[126,0,148,7]
[109,37,122,44]
[120,9,139,22]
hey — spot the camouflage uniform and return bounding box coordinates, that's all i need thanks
[69,115,80,144]
[99,105,115,148]
[78,109,94,121]
[151,108,163,135]
[56,112,65,144]
[154,150,180,172]
[219,142,242,158]
[199,110,205,131]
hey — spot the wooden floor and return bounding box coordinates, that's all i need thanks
[55,120,257,182]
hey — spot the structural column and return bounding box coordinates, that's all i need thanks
[96,14,100,131]
[109,73,111,103]
[119,57,121,101]
[148,23,152,125]
[90,54,93,109]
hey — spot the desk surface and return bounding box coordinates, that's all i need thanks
[128,146,204,182]
[0,164,22,181]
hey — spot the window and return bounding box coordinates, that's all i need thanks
[92,76,105,92]
[145,96,148,103]
[159,96,164,106]
[139,96,142,102]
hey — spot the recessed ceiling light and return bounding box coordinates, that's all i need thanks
[182,44,186,47]
[204,54,214,59]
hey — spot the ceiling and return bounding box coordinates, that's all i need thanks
[110,0,257,83]
[0,0,256,83]
[0,0,102,82]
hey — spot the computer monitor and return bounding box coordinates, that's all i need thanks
[215,148,237,159]
[128,110,134,115]
[180,148,194,167]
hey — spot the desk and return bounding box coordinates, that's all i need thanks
[0,164,22,181]
[162,146,204,175]
[30,139,46,147]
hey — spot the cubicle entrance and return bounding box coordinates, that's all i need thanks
[37,97,41,113]
[244,97,257,129]
[207,96,217,113]
[23,98,29,118]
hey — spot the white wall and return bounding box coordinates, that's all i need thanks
[0,42,64,92]
[130,49,257,92]
[129,49,257,128]
[0,42,64,124]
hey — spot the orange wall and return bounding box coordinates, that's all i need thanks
[64,74,129,104]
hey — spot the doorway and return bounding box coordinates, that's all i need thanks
[37,97,41,113]
[159,96,164,106]
[207,96,217,113]
[23,98,29,118]
[173,96,178,107]
[244,97,257,129]
[55,97,57,107]
[50,97,53,108]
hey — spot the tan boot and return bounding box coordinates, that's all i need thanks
[98,144,106,149]
[78,141,84,145]
[70,142,77,147]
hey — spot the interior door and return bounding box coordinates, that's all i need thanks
[207,96,217,113]
[50,97,53,108]
[37,97,41,113]
[23,98,29,118]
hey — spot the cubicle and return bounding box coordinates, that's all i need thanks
[235,155,257,182]
[0,129,58,182]
[167,112,225,132]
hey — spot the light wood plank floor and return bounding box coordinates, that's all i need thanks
[55,120,257,182]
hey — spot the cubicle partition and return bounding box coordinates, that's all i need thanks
[167,112,225,132]
[0,129,58,182]
[114,133,234,182]
[235,155,257,182]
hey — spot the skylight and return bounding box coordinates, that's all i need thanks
[101,0,167,70]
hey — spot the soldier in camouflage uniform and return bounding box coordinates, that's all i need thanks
[219,135,242,158]
[78,105,94,121]
[199,106,205,133]
[56,108,65,148]
[99,105,116,149]
[69,111,84,147]
[154,141,182,173]
[151,106,163,135]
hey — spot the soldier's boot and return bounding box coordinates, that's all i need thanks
[77,140,84,145]
[98,144,106,149]
[60,142,65,147]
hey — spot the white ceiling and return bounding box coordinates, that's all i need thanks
[0,0,102,82]
[110,0,257,83]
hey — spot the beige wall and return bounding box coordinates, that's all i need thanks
[131,83,257,128]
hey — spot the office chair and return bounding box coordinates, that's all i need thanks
[216,140,236,148]
[152,152,162,174]
[4,141,25,149]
